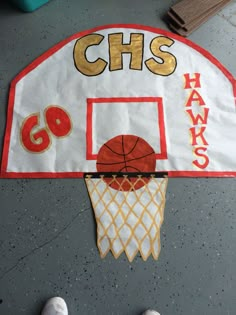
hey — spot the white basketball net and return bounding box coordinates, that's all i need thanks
[85,175,168,262]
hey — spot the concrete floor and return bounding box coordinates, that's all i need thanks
[0,0,236,314]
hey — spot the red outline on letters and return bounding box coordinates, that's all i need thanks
[1,24,235,178]
[86,97,167,160]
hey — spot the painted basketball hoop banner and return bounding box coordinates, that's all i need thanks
[1,25,236,261]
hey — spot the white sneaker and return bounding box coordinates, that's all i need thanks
[41,297,68,315]
[142,310,160,315]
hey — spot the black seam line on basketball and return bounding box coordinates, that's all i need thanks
[118,166,141,172]
[103,136,140,157]
[121,135,128,172]
[96,151,155,165]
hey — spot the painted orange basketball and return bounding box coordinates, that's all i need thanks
[96,135,156,191]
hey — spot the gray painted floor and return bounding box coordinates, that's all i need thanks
[0,0,236,314]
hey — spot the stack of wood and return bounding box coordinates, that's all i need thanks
[167,0,232,36]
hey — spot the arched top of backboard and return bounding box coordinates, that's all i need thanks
[11,24,236,88]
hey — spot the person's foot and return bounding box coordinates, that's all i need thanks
[41,297,68,315]
[142,310,160,315]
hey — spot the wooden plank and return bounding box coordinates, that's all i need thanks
[184,0,230,30]
[170,0,226,26]
[167,10,186,26]
[168,0,231,36]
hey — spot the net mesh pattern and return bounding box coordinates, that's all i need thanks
[85,175,168,262]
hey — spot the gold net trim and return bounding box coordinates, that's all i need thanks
[85,175,168,262]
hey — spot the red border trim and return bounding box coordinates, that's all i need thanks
[86,98,93,160]
[86,97,167,160]
[1,171,236,178]
[1,23,236,178]
[1,84,16,173]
